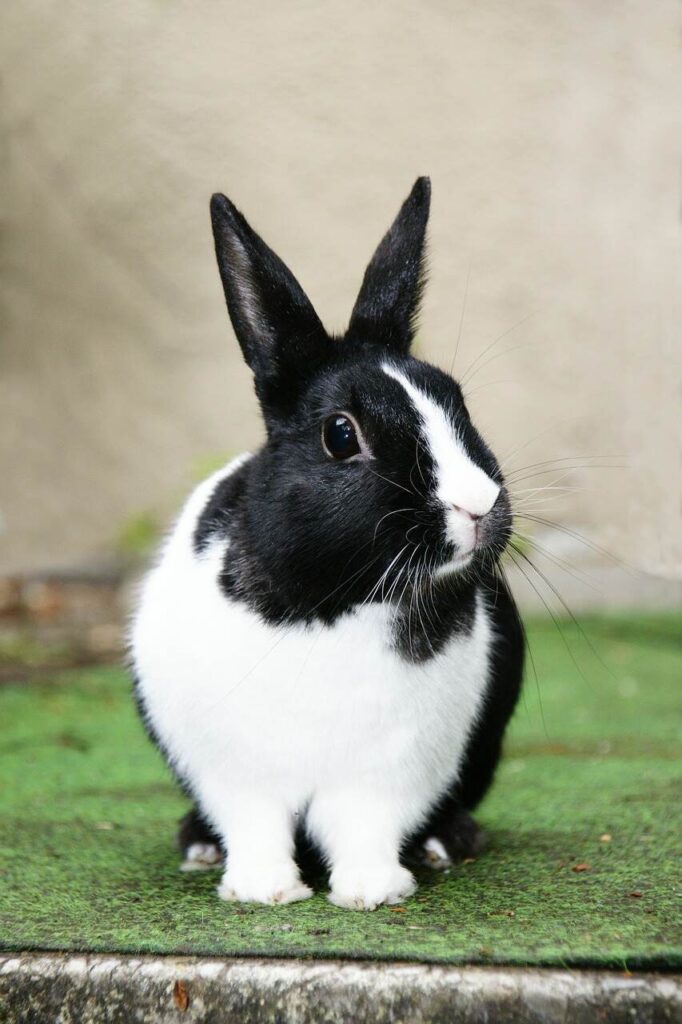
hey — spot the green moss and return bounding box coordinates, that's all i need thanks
[0,615,680,968]
[114,454,239,564]
[0,631,72,671]
[115,512,161,560]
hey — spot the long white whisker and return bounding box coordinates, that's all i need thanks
[365,467,418,498]
[457,309,538,385]
[372,507,413,547]
[448,255,472,375]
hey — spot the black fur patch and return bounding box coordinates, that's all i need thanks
[190,352,514,659]
[178,805,222,854]
[201,179,515,657]
[391,573,479,662]
[194,457,251,555]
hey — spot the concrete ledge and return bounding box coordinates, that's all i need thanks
[1,954,680,1024]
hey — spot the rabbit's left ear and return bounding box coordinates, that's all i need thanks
[210,193,329,388]
[346,177,430,354]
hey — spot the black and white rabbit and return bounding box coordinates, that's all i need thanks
[131,178,524,910]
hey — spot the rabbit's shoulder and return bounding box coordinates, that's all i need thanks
[162,453,253,565]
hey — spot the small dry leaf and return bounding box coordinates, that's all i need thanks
[572,862,591,873]
[172,980,189,1012]
[489,909,515,918]
[628,891,643,899]
[389,906,407,913]
[462,857,476,865]
[599,834,612,843]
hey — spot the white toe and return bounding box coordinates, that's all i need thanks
[423,836,452,870]
[328,863,416,911]
[180,842,223,871]
[217,861,313,905]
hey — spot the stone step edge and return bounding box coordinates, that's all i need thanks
[1,953,680,1023]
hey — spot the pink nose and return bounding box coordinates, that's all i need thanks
[452,504,483,522]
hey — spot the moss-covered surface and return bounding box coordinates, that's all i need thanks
[1,615,680,969]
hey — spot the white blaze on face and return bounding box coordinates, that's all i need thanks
[382,364,500,564]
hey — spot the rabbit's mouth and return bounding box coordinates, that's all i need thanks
[430,488,513,578]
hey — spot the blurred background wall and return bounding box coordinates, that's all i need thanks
[2,0,681,610]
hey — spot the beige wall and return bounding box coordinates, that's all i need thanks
[2,1,681,597]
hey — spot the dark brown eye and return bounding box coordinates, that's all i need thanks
[322,414,361,460]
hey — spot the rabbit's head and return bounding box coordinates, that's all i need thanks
[211,179,512,619]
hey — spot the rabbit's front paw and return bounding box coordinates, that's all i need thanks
[217,861,312,906]
[328,863,416,911]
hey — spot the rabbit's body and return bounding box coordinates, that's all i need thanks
[133,456,502,907]
[132,178,524,909]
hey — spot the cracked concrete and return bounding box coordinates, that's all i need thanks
[1,954,680,1024]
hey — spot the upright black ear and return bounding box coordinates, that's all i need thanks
[346,177,431,354]
[210,193,329,384]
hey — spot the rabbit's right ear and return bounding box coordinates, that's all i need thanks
[347,177,430,355]
[210,194,329,385]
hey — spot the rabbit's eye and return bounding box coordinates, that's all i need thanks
[322,414,361,460]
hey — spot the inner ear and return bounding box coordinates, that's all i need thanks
[210,193,329,383]
[221,228,278,355]
[346,177,431,355]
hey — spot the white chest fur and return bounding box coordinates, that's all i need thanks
[131,458,494,908]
